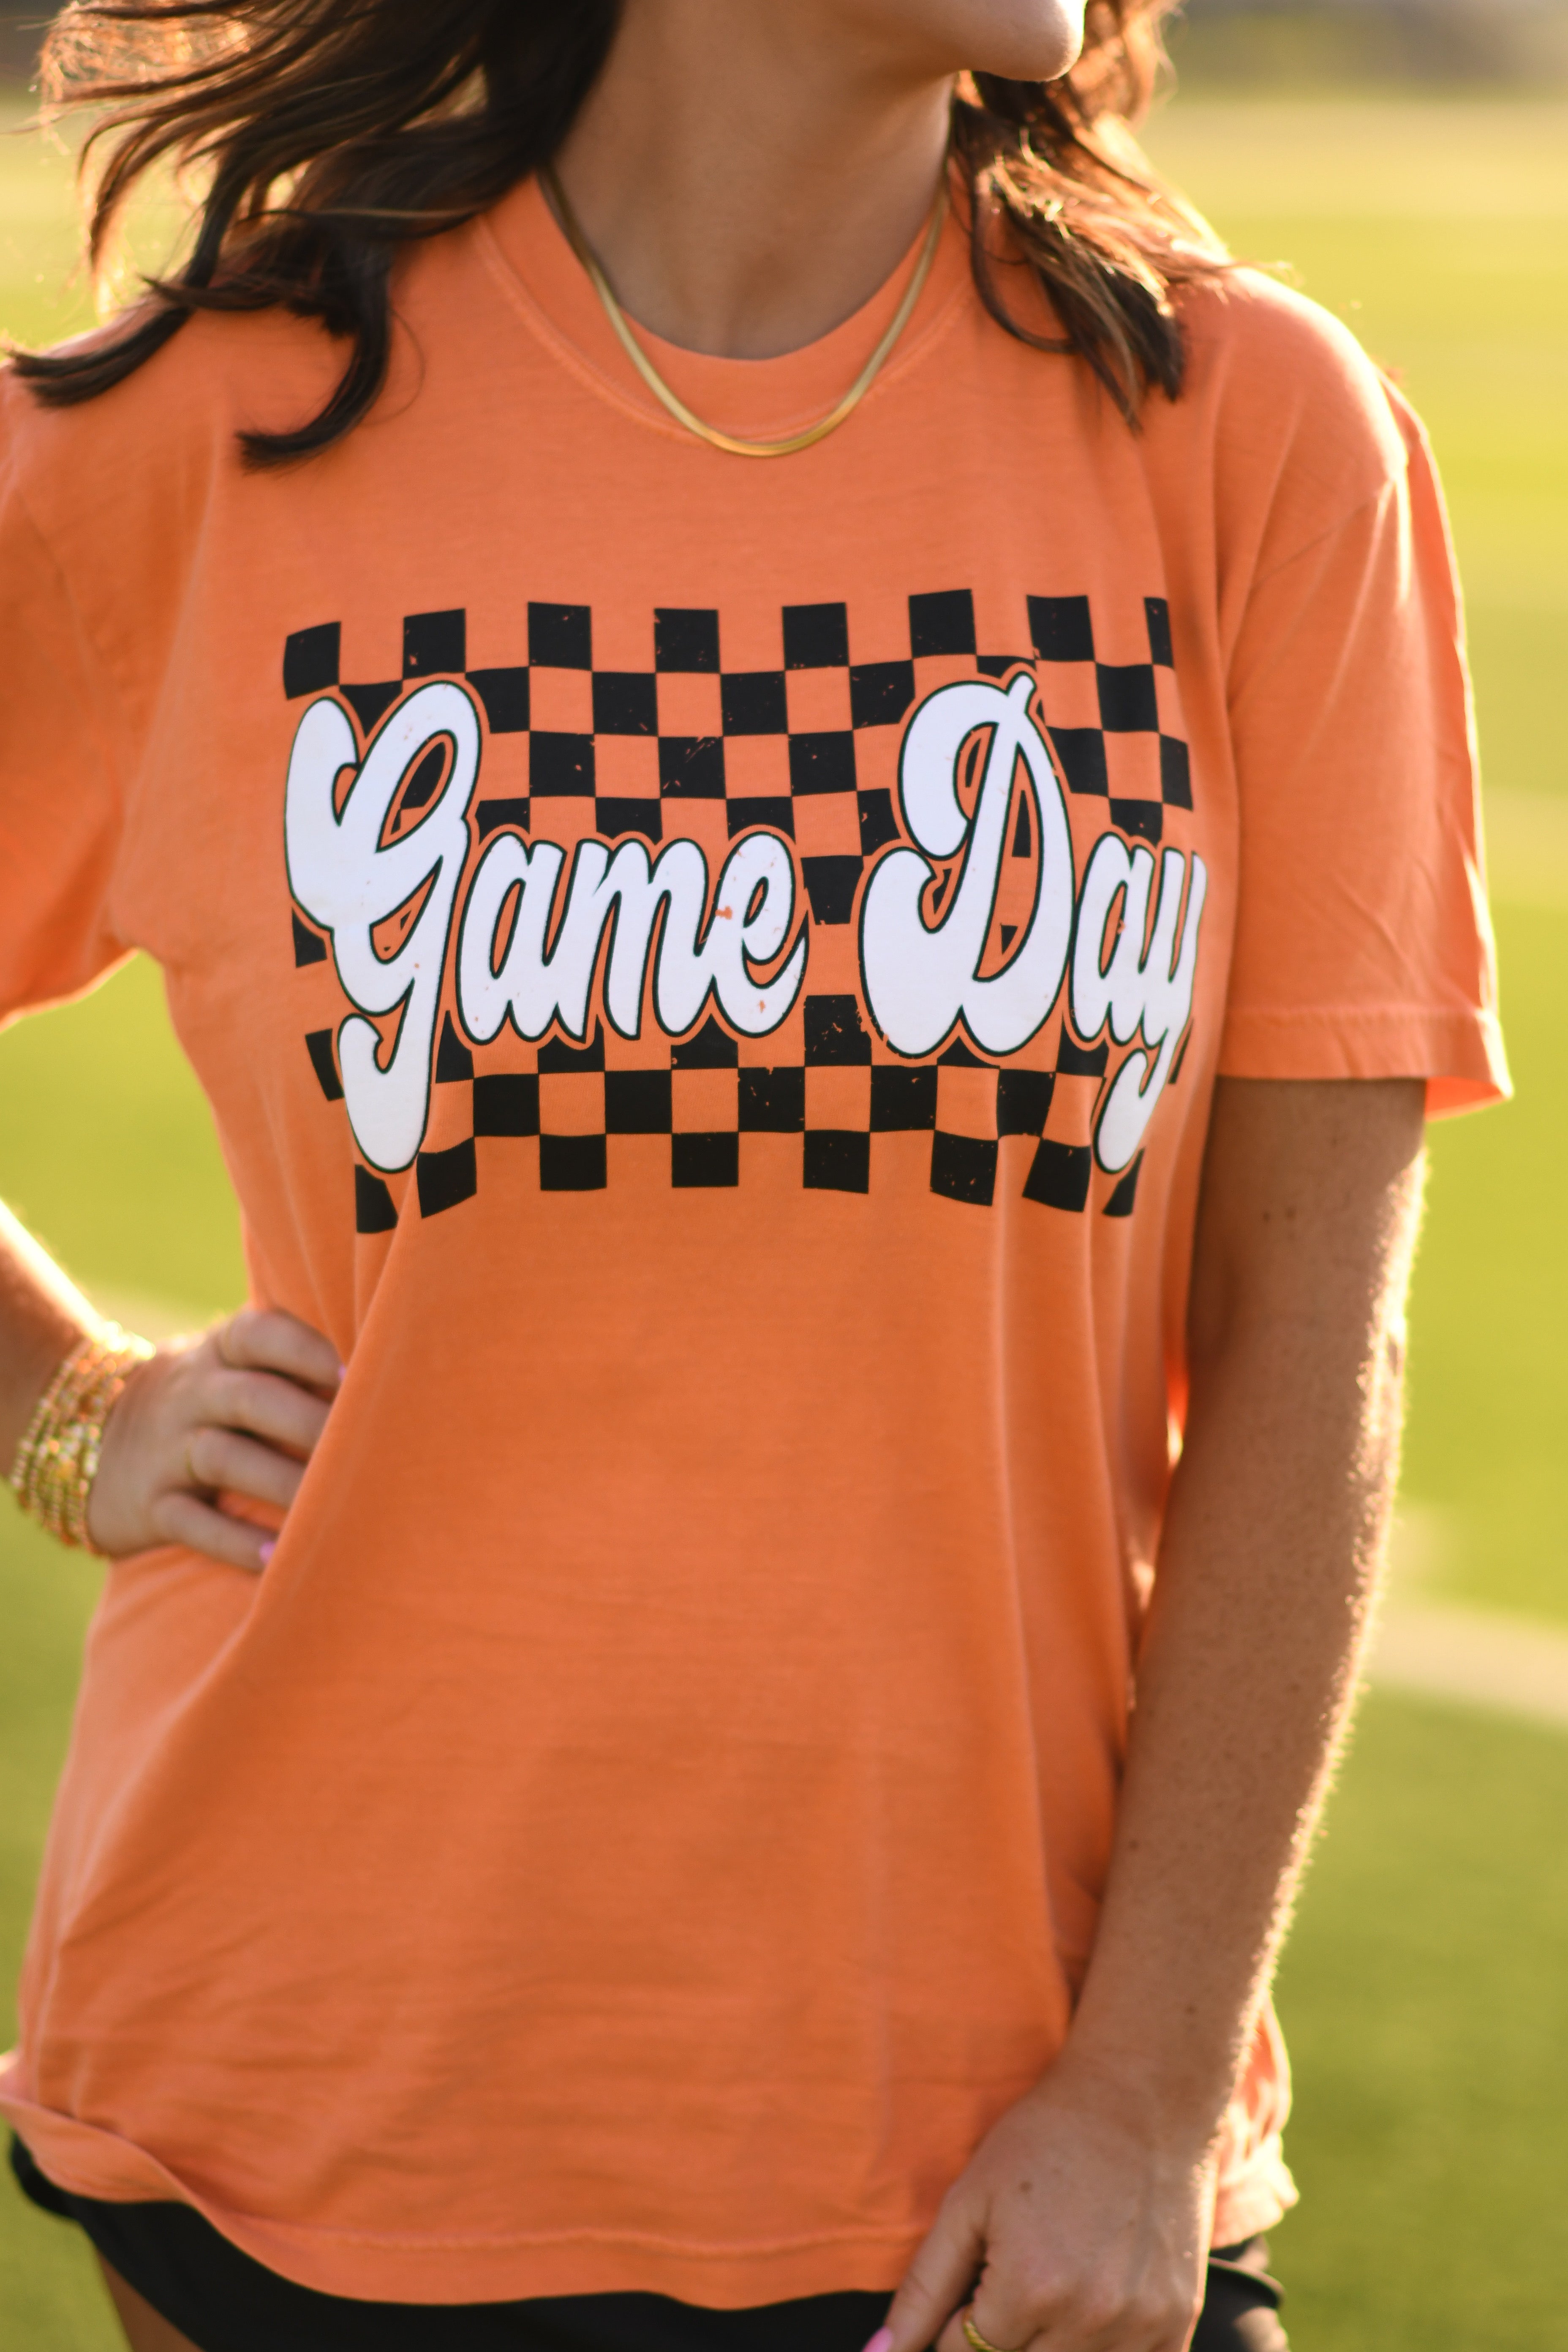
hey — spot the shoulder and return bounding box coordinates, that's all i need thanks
[0,300,345,552]
[1178,268,1407,464]
[1149,266,1419,572]
[0,302,350,744]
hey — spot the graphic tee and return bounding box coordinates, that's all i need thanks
[0,179,1505,2304]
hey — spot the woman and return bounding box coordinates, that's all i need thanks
[0,2,1503,2349]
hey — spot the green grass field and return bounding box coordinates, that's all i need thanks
[1140,99,1568,1625]
[1,91,1566,2352]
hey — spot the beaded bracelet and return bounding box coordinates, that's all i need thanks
[8,1323,155,1553]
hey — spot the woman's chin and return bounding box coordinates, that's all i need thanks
[879,0,1089,85]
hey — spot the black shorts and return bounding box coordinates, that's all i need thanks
[11,2136,1286,2351]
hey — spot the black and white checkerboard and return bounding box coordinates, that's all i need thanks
[286,591,1190,1222]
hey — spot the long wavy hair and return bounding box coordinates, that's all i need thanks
[15,0,1227,467]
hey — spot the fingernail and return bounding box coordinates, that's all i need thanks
[337,1362,349,1381]
[861,2333,894,2352]
[258,1541,276,1566]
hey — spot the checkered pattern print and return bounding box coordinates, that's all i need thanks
[286,591,1188,1226]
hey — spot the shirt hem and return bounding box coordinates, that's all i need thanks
[1210,2142,1297,2249]
[2,2075,1296,2308]
[1216,1004,1509,1118]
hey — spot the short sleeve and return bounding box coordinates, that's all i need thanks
[1217,384,1508,1117]
[0,420,129,1028]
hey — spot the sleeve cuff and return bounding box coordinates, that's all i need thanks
[1216,1005,1511,1120]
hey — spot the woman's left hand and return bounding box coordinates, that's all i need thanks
[874,2055,1215,2352]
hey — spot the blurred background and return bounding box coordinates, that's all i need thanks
[0,1,1565,2343]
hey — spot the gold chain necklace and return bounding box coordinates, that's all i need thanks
[542,165,950,460]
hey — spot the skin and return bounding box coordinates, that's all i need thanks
[552,0,1086,359]
[1,7,1431,2349]
[0,1199,338,1571]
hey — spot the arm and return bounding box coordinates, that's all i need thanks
[881,1075,1426,2352]
[2,1196,340,1571]
[0,1198,93,1461]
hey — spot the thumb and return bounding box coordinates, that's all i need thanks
[876,2193,987,2352]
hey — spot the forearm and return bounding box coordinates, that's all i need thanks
[3,1190,340,1566]
[1063,1308,1400,2140]
[0,1196,98,1465]
[1062,1078,1426,2149]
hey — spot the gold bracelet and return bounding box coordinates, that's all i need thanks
[8,1323,155,1553]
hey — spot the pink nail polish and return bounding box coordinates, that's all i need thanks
[337,1362,349,1381]
[861,2332,894,2352]
[258,1540,276,1567]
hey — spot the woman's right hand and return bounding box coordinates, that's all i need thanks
[86,1307,343,1571]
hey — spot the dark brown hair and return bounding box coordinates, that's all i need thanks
[15,0,1226,466]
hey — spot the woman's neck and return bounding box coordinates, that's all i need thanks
[550,2,956,361]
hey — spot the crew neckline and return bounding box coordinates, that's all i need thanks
[476,171,973,447]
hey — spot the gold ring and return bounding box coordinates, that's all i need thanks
[962,2312,1018,2352]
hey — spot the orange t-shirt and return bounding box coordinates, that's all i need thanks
[0,182,1505,2304]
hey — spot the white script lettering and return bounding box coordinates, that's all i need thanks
[456,828,806,1046]
[1071,836,1209,1173]
[284,684,478,1172]
[859,672,1075,1059]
